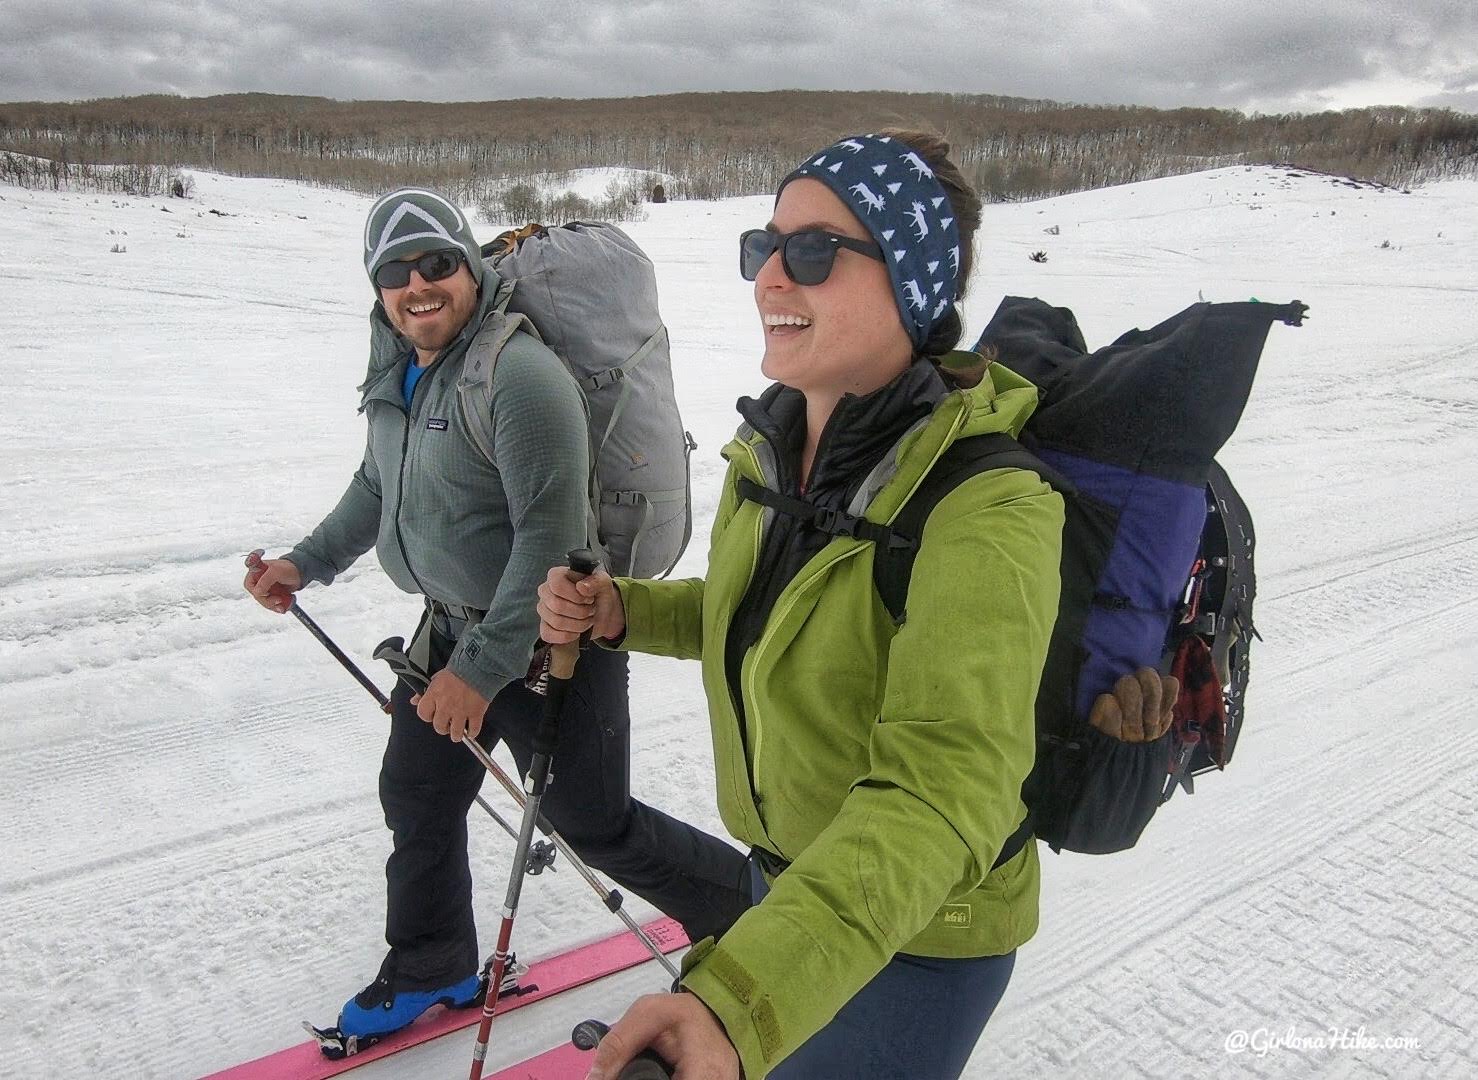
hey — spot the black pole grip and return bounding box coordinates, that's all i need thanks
[568,548,600,577]
[568,548,600,650]
[372,637,431,696]
[571,1020,674,1080]
[618,1055,674,1080]
[570,1019,609,1051]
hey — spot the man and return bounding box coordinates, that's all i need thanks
[244,188,748,1044]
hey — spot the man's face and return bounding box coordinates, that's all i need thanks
[379,250,479,359]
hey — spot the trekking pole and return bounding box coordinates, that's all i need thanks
[469,548,598,1080]
[245,550,389,708]
[473,795,526,849]
[572,1019,675,1079]
[245,552,546,860]
[371,637,678,975]
[243,549,678,971]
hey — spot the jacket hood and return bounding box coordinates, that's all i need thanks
[724,359,1043,526]
[734,360,948,500]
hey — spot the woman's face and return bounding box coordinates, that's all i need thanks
[754,178,912,401]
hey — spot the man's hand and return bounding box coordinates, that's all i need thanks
[586,991,739,1080]
[412,669,490,743]
[537,565,626,645]
[1089,668,1180,743]
[244,555,302,614]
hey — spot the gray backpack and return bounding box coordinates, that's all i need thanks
[457,221,695,578]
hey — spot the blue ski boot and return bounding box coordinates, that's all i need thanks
[337,971,483,1042]
[305,951,525,1059]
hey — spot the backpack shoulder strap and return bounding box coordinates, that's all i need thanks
[876,430,1059,871]
[455,305,542,463]
[875,431,1064,623]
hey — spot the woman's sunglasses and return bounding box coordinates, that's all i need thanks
[373,248,466,290]
[739,228,884,286]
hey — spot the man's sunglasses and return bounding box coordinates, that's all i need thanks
[739,228,884,286]
[373,248,466,290]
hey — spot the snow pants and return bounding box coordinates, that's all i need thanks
[751,863,1017,1080]
[378,622,750,989]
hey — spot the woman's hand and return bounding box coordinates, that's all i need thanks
[537,565,627,644]
[1089,668,1180,742]
[586,992,739,1080]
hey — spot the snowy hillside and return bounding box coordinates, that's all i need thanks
[1,162,1475,1079]
[482,165,670,201]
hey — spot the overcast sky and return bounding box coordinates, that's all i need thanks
[1,0,1475,115]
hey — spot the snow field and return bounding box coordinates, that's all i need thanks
[1,162,1474,1077]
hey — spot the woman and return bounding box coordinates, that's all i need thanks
[539,131,1172,1079]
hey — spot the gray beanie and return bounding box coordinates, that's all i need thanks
[363,187,483,289]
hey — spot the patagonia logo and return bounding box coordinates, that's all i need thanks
[942,904,972,928]
[426,417,449,431]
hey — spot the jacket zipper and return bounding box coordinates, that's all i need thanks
[370,307,490,603]
[743,544,865,792]
[392,355,437,599]
[734,415,963,810]
[727,439,773,828]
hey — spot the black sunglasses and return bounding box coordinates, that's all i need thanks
[373,248,466,290]
[739,228,884,286]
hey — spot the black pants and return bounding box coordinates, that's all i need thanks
[378,625,750,988]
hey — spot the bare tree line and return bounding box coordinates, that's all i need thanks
[484,171,659,226]
[1,90,1473,203]
[0,151,188,196]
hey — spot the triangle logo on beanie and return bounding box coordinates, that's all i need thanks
[363,188,481,287]
[367,201,463,268]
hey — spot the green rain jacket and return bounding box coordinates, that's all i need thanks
[613,362,1064,1077]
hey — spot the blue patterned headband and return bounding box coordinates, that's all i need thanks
[780,134,961,349]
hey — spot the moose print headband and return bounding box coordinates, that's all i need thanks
[780,134,961,349]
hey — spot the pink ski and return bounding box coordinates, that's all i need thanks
[200,918,686,1079]
[488,1040,592,1079]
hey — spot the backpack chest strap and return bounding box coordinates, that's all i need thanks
[735,478,917,552]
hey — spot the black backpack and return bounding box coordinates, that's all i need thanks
[878,433,1261,866]
[879,297,1302,862]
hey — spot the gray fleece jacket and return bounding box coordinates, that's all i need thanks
[285,277,589,700]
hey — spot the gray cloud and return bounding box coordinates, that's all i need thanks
[1417,62,1478,111]
[1,0,1475,113]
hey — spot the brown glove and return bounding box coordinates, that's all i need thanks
[1088,668,1180,743]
